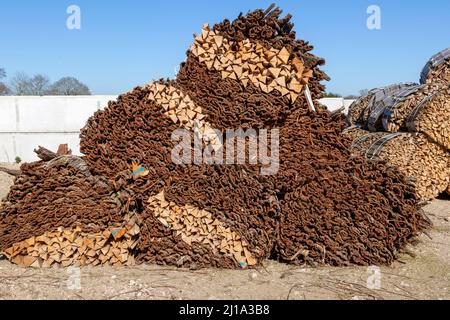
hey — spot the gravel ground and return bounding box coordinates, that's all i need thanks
[0,164,449,300]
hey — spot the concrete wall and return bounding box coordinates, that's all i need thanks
[0,96,355,162]
[0,96,116,162]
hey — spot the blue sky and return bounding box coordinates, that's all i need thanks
[0,0,449,96]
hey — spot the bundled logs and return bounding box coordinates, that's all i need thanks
[381,83,447,133]
[347,83,416,126]
[345,130,450,201]
[406,90,450,150]
[0,6,432,269]
[345,49,450,200]
[420,48,450,86]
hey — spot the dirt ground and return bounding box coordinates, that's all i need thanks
[0,163,449,300]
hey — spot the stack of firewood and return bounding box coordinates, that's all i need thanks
[345,48,450,199]
[3,213,140,268]
[190,24,313,103]
[420,48,450,86]
[348,132,450,200]
[347,83,416,127]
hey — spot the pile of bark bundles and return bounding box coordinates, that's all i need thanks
[0,6,430,269]
[346,48,450,200]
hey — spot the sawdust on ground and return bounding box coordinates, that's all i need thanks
[0,163,449,300]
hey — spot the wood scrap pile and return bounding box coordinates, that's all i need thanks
[0,5,431,269]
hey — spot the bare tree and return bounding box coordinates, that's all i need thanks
[10,72,50,96]
[10,72,31,95]
[0,68,10,95]
[31,74,51,95]
[47,77,91,95]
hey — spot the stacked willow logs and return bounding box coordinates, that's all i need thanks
[0,6,431,269]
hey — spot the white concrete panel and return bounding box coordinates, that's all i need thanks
[13,133,81,162]
[319,98,344,111]
[0,95,357,163]
[0,134,16,163]
[343,99,355,114]
[0,97,18,132]
[17,96,117,132]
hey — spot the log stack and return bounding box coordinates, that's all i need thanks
[190,24,313,103]
[406,89,450,150]
[148,191,257,267]
[345,49,450,200]
[381,83,447,133]
[177,6,329,131]
[344,130,450,201]
[420,48,450,86]
[347,83,416,127]
[0,5,431,269]
[3,213,140,268]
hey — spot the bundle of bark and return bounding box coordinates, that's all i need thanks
[0,5,431,269]
[177,5,329,130]
[0,147,140,267]
[170,6,429,266]
[272,111,428,266]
